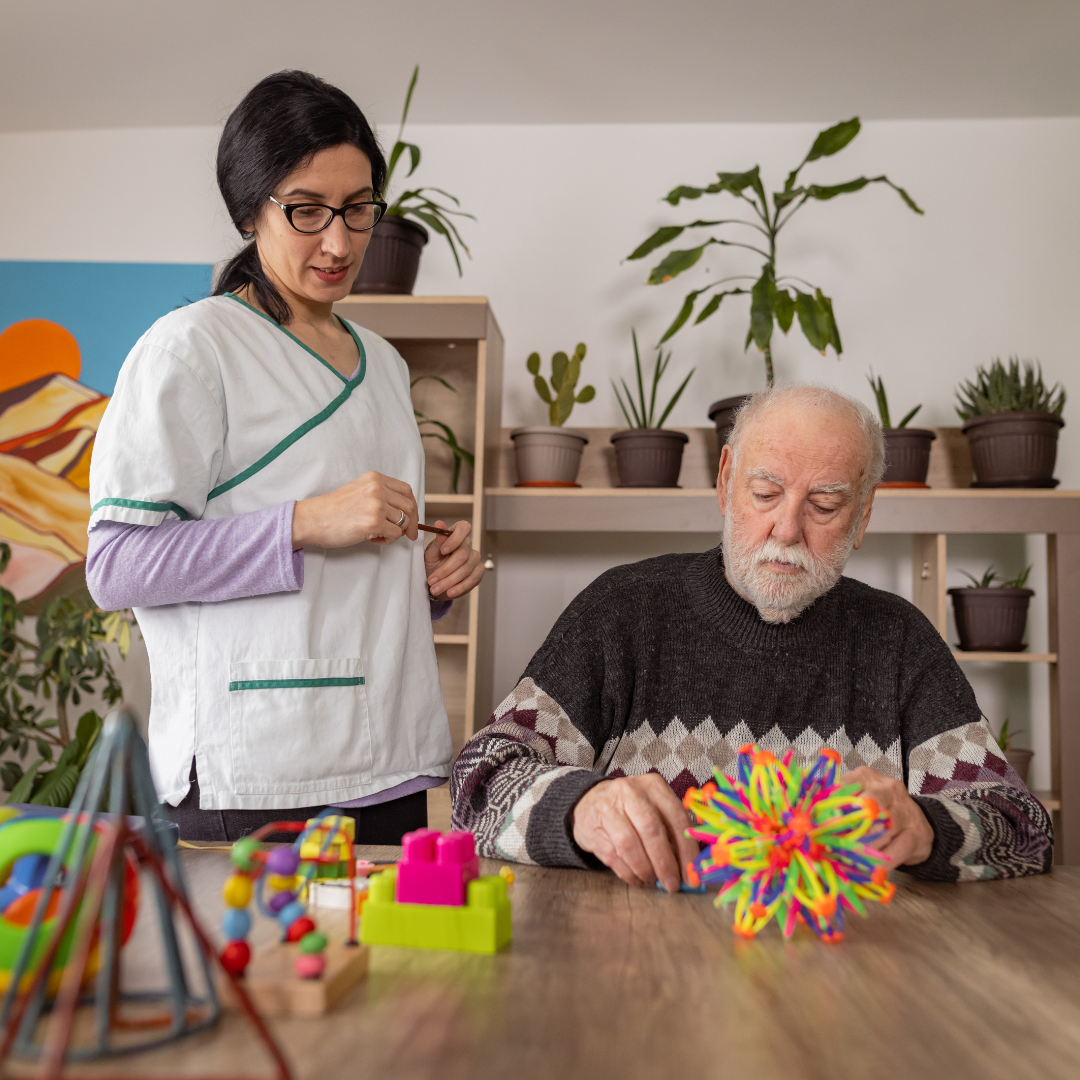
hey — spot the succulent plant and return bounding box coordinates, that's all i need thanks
[867,369,921,429]
[955,357,1065,420]
[528,343,596,426]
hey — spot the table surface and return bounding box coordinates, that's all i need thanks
[21,846,1080,1080]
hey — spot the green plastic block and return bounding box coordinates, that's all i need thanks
[360,869,512,954]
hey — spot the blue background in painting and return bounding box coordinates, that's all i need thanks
[0,261,214,395]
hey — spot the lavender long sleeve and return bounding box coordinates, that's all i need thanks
[86,504,453,617]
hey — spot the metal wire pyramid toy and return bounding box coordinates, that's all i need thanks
[0,706,290,1078]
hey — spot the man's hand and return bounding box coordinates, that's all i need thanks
[844,766,935,867]
[424,520,484,600]
[571,774,699,893]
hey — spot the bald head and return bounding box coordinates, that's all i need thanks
[728,386,885,497]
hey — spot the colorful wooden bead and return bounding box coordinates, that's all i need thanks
[299,930,327,954]
[276,901,305,928]
[267,874,296,892]
[220,939,251,976]
[268,890,296,914]
[294,952,326,980]
[266,847,301,876]
[230,837,260,872]
[222,907,251,941]
[222,874,253,909]
[285,916,316,942]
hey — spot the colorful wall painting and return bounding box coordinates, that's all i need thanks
[0,261,213,604]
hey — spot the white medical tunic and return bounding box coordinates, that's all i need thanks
[89,294,451,809]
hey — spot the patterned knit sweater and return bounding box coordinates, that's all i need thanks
[451,546,1053,881]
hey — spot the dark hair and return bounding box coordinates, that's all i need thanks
[213,70,386,324]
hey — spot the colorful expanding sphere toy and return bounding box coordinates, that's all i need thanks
[221,811,357,980]
[683,744,896,942]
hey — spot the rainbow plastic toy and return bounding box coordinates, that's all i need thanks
[683,744,896,942]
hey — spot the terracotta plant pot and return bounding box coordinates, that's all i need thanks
[1002,747,1033,785]
[961,411,1064,488]
[611,429,689,488]
[350,215,429,295]
[881,428,936,485]
[947,587,1034,651]
[707,395,753,446]
[511,427,588,486]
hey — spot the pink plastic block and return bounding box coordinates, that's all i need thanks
[396,829,480,907]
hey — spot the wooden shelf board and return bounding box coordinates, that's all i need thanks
[1032,790,1061,811]
[433,634,470,645]
[952,652,1057,663]
[484,487,1080,534]
[426,493,476,504]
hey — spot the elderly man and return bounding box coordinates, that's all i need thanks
[451,386,1053,890]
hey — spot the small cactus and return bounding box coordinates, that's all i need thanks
[527,343,596,427]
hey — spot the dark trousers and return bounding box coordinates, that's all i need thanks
[166,761,428,844]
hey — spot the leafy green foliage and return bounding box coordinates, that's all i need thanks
[955,358,1066,420]
[382,66,474,275]
[410,376,475,494]
[612,331,694,430]
[958,564,1033,590]
[528,344,594,426]
[996,717,1025,752]
[628,117,923,386]
[867,370,921,429]
[0,542,129,806]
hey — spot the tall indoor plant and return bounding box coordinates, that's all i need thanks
[955,358,1066,487]
[352,66,474,294]
[610,331,694,487]
[627,117,923,441]
[866,370,936,486]
[512,344,595,486]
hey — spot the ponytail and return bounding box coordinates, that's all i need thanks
[214,241,290,325]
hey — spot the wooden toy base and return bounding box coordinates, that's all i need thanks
[217,936,369,1017]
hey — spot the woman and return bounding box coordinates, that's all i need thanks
[87,71,483,843]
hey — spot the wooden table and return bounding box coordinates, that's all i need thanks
[31,846,1080,1080]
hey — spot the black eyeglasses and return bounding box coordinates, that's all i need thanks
[268,195,387,234]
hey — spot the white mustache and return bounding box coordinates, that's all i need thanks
[752,539,815,571]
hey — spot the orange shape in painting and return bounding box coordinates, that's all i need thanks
[0,320,81,394]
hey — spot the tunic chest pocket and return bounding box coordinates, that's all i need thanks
[228,658,372,796]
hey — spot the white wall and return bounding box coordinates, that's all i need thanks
[2,116,1075,787]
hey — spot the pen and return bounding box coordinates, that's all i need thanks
[417,523,453,536]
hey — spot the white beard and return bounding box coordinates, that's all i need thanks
[721,505,857,624]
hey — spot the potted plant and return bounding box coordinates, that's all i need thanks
[626,117,922,443]
[512,344,595,486]
[996,718,1033,786]
[947,565,1034,652]
[610,331,694,487]
[1,542,131,805]
[866,370,936,486]
[956,358,1066,487]
[352,67,474,295]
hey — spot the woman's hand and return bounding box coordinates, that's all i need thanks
[424,520,484,599]
[292,472,418,549]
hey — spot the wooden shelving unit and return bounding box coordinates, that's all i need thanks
[484,430,1080,862]
[334,296,503,753]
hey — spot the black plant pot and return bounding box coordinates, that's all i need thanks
[707,395,753,446]
[881,428,936,485]
[948,587,1034,651]
[961,411,1064,488]
[351,215,429,295]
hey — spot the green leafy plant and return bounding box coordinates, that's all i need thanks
[866,369,921,429]
[627,117,923,387]
[613,330,694,430]
[527,343,596,426]
[958,565,1033,589]
[383,66,474,274]
[1,541,132,805]
[411,376,475,494]
[995,717,1025,753]
[955,357,1066,420]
